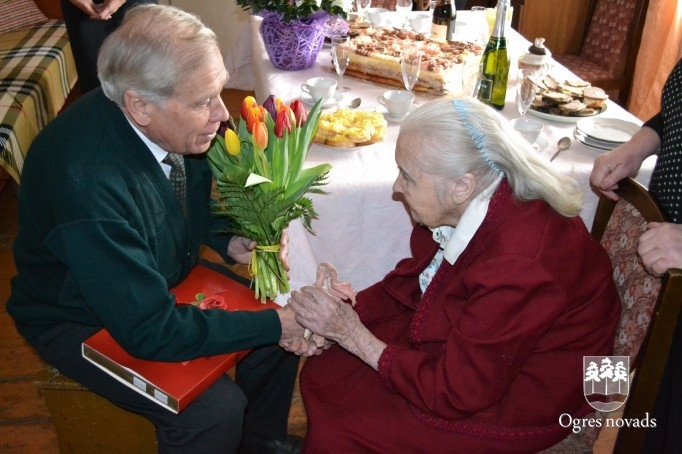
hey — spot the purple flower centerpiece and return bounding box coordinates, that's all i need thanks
[235,0,350,70]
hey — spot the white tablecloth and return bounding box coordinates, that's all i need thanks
[231,13,657,303]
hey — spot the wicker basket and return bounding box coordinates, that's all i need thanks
[259,12,347,71]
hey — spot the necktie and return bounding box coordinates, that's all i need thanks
[162,152,187,215]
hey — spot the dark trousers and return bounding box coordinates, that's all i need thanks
[30,323,300,453]
[59,0,157,92]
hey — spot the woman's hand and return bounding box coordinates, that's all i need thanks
[590,126,660,201]
[289,286,386,370]
[227,231,290,271]
[93,0,127,20]
[68,0,99,17]
[289,286,358,344]
[638,222,682,276]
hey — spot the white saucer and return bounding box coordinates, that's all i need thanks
[376,104,417,122]
[300,92,343,108]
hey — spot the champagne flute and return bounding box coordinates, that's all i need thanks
[396,0,412,29]
[515,67,538,119]
[401,47,422,104]
[331,36,351,93]
[355,0,371,25]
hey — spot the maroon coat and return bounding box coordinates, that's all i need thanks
[300,181,620,453]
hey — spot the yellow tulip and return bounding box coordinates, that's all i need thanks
[224,128,241,156]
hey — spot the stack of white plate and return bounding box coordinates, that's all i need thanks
[574,118,641,151]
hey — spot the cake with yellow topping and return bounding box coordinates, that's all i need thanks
[314,109,388,148]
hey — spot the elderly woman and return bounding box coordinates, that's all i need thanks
[289,98,621,453]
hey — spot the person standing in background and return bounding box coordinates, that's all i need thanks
[60,0,157,92]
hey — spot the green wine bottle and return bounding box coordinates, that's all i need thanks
[476,0,510,110]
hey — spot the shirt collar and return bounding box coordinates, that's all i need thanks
[126,118,169,172]
[438,176,502,265]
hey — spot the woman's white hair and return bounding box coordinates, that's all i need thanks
[98,4,219,106]
[397,97,583,217]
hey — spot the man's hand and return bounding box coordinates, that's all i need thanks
[227,231,290,271]
[638,222,682,276]
[277,306,323,357]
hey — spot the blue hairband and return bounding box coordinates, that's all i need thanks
[452,100,504,175]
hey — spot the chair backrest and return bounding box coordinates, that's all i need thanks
[580,0,647,76]
[591,177,682,452]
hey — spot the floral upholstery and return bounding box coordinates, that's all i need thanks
[601,198,662,362]
[580,0,637,76]
[552,55,611,81]
[553,0,640,97]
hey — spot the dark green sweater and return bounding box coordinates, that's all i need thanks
[7,89,281,361]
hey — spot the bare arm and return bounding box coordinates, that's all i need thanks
[590,126,660,200]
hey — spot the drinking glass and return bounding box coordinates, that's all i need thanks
[355,0,371,24]
[469,6,489,46]
[396,0,412,29]
[401,47,422,93]
[515,67,538,119]
[331,36,351,93]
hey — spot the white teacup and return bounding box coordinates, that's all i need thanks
[301,77,337,101]
[409,14,432,34]
[368,8,389,27]
[377,90,415,118]
[510,117,544,144]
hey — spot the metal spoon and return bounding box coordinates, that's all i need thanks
[550,136,571,162]
[346,97,362,109]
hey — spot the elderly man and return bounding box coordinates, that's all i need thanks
[8,5,312,453]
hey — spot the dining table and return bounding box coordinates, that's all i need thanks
[228,11,657,304]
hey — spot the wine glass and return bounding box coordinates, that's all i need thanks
[355,0,371,25]
[515,67,538,119]
[331,36,351,93]
[396,0,412,29]
[401,46,422,96]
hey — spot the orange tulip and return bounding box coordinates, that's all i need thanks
[258,105,270,123]
[246,106,263,133]
[240,96,258,121]
[252,121,268,151]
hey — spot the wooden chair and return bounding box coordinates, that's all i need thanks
[553,0,650,107]
[591,177,682,452]
[543,178,682,453]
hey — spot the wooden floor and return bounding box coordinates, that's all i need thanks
[0,88,307,452]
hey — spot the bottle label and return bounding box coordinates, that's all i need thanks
[431,23,447,41]
[478,76,493,102]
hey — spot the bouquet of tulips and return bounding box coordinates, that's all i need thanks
[207,95,330,302]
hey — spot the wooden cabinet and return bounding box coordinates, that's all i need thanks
[464,0,591,56]
[516,0,591,55]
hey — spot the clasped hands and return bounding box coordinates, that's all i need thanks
[68,0,126,20]
[228,233,326,356]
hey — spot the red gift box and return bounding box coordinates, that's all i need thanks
[82,264,279,413]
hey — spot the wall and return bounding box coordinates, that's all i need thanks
[159,0,253,89]
[159,0,250,57]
